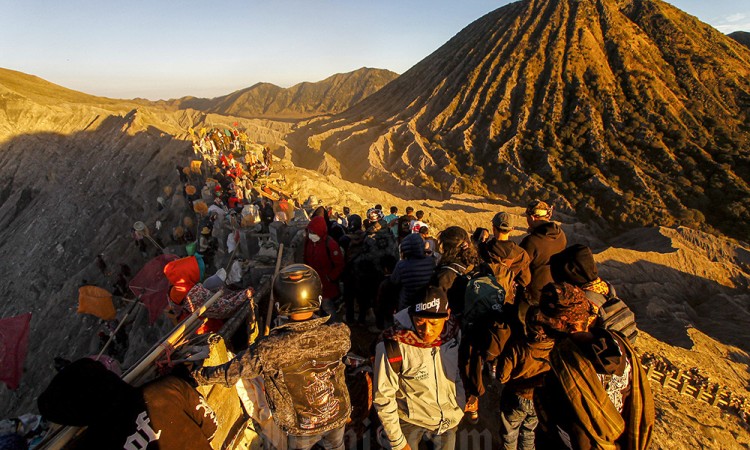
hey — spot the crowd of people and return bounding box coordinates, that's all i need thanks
[192,197,655,449]
[28,129,654,450]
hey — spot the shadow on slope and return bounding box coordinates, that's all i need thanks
[600,259,750,353]
[0,114,194,418]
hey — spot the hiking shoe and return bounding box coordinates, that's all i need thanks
[467,410,479,425]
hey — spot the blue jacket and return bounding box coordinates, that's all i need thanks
[392,234,435,310]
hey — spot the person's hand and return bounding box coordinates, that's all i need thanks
[465,395,479,412]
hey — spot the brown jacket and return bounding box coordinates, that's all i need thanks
[497,334,554,399]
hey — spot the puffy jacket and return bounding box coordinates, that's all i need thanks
[195,315,351,437]
[304,216,345,299]
[520,221,567,304]
[392,233,435,310]
[373,309,466,450]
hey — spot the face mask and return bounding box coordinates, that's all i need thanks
[308,233,321,243]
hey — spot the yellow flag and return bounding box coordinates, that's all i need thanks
[78,286,116,321]
[190,160,202,174]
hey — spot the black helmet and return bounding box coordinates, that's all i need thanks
[273,264,322,315]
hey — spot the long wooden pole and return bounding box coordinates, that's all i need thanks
[123,289,223,383]
[95,295,142,361]
[263,243,284,336]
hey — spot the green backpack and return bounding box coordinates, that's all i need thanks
[463,272,506,330]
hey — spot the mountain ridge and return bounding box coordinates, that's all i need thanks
[286,0,750,240]
[729,30,750,49]
[155,67,398,120]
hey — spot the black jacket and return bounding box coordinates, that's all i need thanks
[38,359,217,450]
[520,221,566,304]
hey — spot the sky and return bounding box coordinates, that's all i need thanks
[2,0,749,101]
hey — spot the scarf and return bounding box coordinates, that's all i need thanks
[380,315,460,348]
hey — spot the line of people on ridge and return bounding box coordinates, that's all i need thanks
[34,197,654,450]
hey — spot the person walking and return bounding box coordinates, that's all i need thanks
[193,264,352,450]
[373,286,465,450]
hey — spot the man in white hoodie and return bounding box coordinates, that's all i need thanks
[373,286,466,450]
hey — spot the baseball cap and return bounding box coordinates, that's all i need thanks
[491,212,512,232]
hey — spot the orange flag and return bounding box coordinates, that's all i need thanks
[78,286,116,321]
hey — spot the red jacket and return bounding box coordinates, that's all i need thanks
[304,216,345,299]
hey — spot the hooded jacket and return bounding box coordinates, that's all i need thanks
[496,330,554,399]
[481,238,532,287]
[194,315,351,437]
[304,216,345,299]
[520,221,567,304]
[550,244,598,286]
[38,359,217,450]
[391,233,435,311]
[373,309,466,450]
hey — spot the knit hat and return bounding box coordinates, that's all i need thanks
[525,200,550,218]
[492,212,512,232]
[550,244,598,285]
[538,282,593,332]
[409,286,449,318]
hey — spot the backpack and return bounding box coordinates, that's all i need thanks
[488,261,516,304]
[463,273,506,330]
[585,283,638,344]
[343,354,374,440]
[383,338,403,374]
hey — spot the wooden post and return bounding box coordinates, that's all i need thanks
[263,244,284,336]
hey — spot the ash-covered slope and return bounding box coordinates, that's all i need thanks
[287,0,750,240]
[0,71,291,417]
[164,67,398,120]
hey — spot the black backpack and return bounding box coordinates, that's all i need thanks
[585,283,638,344]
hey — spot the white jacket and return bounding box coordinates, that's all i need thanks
[373,309,466,450]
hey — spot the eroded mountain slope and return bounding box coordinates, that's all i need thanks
[287,0,750,240]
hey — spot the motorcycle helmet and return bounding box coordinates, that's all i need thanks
[273,264,322,315]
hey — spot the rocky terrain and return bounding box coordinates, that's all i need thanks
[148,67,398,120]
[286,0,750,241]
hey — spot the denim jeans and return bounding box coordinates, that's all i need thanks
[499,392,538,450]
[287,425,345,450]
[400,421,457,450]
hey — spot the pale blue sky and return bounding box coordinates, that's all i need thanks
[1,0,748,100]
